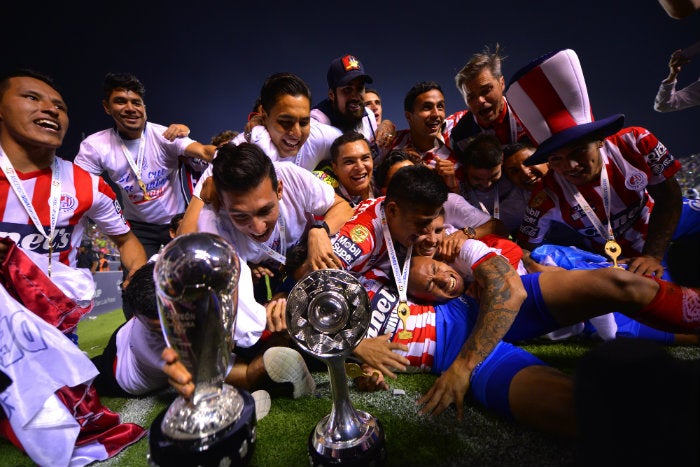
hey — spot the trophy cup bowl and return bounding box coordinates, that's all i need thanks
[286,269,386,466]
[148,232,256,467]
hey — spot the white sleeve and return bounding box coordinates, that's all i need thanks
[654,78,700,112]
[233,259,266,348]
[444,193,492,228]
[452,239,500,282]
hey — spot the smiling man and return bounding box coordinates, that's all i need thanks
[507,49,700,278]
[332,164,448,281]
[450,44,529,157]
[201,142,353,300]
[387,82,464,191]
[74,72,216,261]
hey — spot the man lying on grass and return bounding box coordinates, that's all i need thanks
[349,237,700,437]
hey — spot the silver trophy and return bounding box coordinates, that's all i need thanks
[286,269,386,466]
[148,232,256,467]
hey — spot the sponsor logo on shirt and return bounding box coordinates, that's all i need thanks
[0,223,75,254]
[332,235,363,266]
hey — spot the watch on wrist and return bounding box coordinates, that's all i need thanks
[310,219,330,236]
[462,226,477,239]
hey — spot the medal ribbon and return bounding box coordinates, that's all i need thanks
[380,206,411,304]
[258,216,286,265]
[558,163,615,243]
[0,145,61,277]
[115,126,150,200]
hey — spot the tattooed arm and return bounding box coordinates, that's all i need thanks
[417,255,526,420]
[625,177,682,277]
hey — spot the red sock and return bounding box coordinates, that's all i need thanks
[637,278,700,332]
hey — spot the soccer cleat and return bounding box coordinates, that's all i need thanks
[263,347,316,399]
[251,389,271,421]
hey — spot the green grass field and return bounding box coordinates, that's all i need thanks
[1,309,698,467]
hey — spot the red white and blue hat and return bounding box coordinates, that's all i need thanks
[505,49,624,166]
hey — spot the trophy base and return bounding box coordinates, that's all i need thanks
[307,412,386,466]
[148,389,257,467]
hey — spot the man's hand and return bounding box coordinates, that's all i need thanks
[249,263,275,284]
[433,159,459,193]
[353,363,389,392]
[161,347,194,399]
[375,120,396,149]
[417,358,471,420]
[352,334,410,379]
[162,124,191,141]
[436,231,468,262]
[265,298,288,332]
[306,228,343,270]
[621,255,665,277]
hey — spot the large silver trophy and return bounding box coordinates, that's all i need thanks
[286,269,386,466]
[148,232,256,467]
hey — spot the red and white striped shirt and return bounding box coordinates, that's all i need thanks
[0,157,129,267]
[518,127,681,257]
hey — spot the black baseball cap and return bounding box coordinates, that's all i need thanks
[327,54,373,89]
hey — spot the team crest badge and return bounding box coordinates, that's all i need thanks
[350,225,370,244]
[530,190,548,208]
[625,170,647,191]
[342,55,360,71]
[60,193,77,212]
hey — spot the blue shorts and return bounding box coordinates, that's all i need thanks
[434,294,547,420]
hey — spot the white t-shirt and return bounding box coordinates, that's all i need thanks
[231,119,341,171]
[199,162,337,265]
[74,122,200,224]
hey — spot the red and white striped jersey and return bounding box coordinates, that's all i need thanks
[332,197,392,281]
[518,127,681,257]
[0,157,129,267]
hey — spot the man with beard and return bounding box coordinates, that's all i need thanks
[311,54,394,160]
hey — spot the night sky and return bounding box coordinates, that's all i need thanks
[4,1,699,160]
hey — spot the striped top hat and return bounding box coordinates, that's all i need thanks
[505,49,624,166]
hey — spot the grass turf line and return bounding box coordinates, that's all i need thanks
[1,309,697,466]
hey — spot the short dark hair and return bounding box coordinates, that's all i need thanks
[460,133,503,168]
[122,262,158,320]
[374,150,421,190]
[365,88,381,98]
[212,142,278,195]
[169,213,185,232]
[283,241,308,281]
[260,73,312,114]
[0,68,61,100]
[103,72,145,101]
[404,81,443,112]
[330,131,369,162]
[386,164,448,210]
[502,142,535,162]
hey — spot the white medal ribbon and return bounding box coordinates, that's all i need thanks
[114,126,150,200]
[558,162,615,242]
[380,205,411,303]
[258,216,286,265]
[0,146,61,277]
